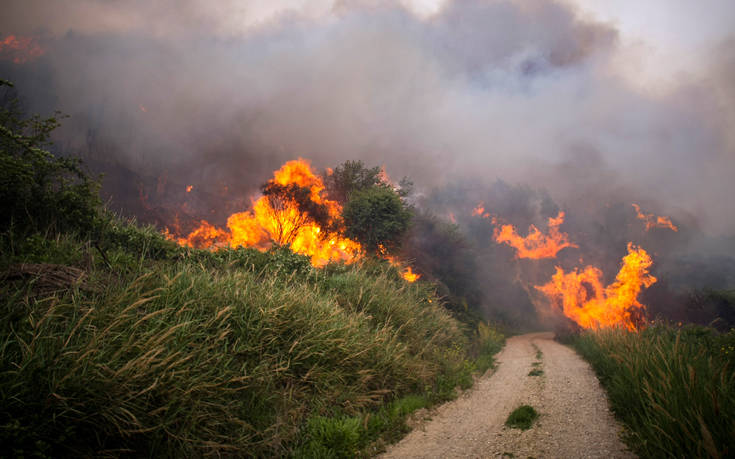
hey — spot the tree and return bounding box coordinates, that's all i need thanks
[0,80,100,236]
[259,181,333,245]
[325,160,382,205]
[342,186,411,254]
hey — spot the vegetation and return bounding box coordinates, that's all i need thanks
[401,211,484,321]
[505,405,539,430]
[0,79,100,237]
[0,84,505,457]
[568,324,735,458]
[342,186,412,255]
[325,160,384,206]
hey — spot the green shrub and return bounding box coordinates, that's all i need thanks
[1,80,101,237]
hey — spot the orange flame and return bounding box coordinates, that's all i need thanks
[186,185,193,193]
[401,266,421,283]
[472,204,487,217]
[494,211,577,259]
[169,159,362,267]
[0,35,46,64]
[381,250,421,283]
[536,243,657,330]
[632,204,678,232]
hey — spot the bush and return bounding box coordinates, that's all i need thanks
[0,80,101,237]
[342,186,411,255]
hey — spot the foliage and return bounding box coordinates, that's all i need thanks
[325,160,383,205]
[342,186,412,254]
[686,288,735,331]
[505,405,539,430]
[0,82,507,457]
[0,80,101,236]
[401,210,484,319]
[0,229,505,457]
[570,324,735,458]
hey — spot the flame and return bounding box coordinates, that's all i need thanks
[0,35,46,64]
[536,243,657,330]
[139,104,148,113]
[472,204,487,217]
[401,266,421,283]
[377,166,394,187]
[381,250,421,283]
[494,211,577,259]
[170,159,362,267]
[632,204,678,232]
[186,185,193,193]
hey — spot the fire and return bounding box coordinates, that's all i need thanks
[169,159,362,267]
[401,266,421,283]
[381,250,421,283]
[632,204,678,232]
[472,204,487,217]
[494,211,577,259]
[536,243,657,330]
[186,185,193,193]
[0,35,46,64]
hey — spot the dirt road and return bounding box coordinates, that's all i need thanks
[382,332,634,458]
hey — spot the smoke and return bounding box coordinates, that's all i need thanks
[2,0,734,325]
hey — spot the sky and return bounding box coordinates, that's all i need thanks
[1,0,734,235]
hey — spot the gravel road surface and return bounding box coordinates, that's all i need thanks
[381,332,634,458]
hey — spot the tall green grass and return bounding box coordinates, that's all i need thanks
[569,325,735,458]
[1,232,504,457]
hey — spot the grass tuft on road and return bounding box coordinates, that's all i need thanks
[505,405,539,430]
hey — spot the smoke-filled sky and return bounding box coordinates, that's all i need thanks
[2,0,734,235]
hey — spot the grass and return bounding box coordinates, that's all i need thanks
[0,92,507,456]
[505,405,539,430]
[568,324,735,458]
[532,343,542,360]
[0,228,505,457]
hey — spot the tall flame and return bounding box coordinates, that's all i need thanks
[632,204,678,232]
[170,159,361,267]
[494,212,577,259]
[536,243,657,330]
[0,35,46,64]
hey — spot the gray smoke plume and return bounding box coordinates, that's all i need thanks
[2,0,733,233]
[2,0,734,326]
